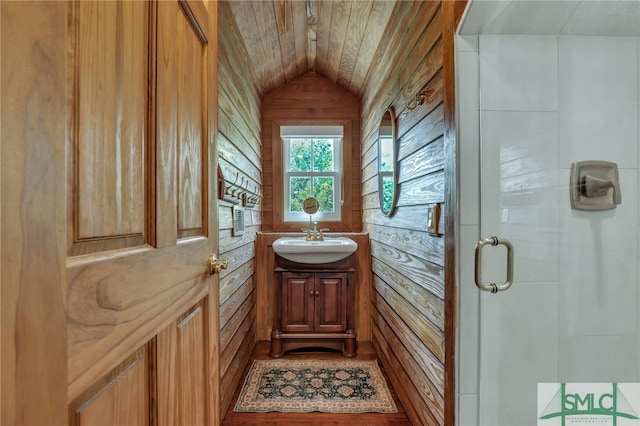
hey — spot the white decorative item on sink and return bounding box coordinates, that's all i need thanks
[272,237,358,264]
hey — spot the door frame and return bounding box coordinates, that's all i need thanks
[443,1,469,425]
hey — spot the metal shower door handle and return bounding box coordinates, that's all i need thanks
[474,236,514,293]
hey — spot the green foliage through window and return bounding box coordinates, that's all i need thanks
[286,138,339,219]
[381,174,394,213]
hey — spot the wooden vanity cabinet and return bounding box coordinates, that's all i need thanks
[281,271,348,333]
[270,262,356,357]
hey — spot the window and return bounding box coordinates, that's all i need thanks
[281,126,343,222]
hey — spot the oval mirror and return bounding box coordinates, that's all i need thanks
[302,197,319,215]
[378,108,398,216]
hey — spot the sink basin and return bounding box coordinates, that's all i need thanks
[272,237,358,264]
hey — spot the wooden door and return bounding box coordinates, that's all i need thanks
[314,273,348,333]
[1,1,217,424]
[64,0,218,421]
[281,272,314,332]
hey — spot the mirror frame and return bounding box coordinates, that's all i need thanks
[378,107,398,217]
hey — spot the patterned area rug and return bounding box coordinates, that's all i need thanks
[233,359,398,413]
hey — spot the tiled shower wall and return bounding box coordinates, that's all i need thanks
[456,34,640,425]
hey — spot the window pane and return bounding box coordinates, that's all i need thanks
[313,177,334,213]
[313,139,334,172]
[289,139,311,172]
[289,177,311,212]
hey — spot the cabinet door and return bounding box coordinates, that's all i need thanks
[314,273,348,333]
[281,272,314,332]
[156,301,207,426]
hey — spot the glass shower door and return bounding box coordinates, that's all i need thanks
[476,107,562,425]
[474,31,639,426]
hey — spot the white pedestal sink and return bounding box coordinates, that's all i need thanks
[272,237,358,264]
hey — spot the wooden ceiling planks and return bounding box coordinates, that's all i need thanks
[324,1,352,83]
[314,0,333,78]
[250,1,286,89]
[290,0,308,78]
[347,0,396,95]
[226,0,398,97]
[273,0,298,82]
[228,1,273,94]
[336,0,373,90]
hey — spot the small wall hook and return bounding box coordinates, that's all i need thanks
[406,92,428,111]
[406,93,420,111]
[405,86,434,111]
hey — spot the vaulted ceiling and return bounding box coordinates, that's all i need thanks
[229,0,640,99]
[227,0,398,97]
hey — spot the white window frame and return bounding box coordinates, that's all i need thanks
[281,126,343,222]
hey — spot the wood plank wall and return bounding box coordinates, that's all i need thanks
[257,73,370,350]
[217,1,262,415]
[360,2,463,424]
[261,72,361,232]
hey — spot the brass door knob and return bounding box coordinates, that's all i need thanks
[208,253,228,275]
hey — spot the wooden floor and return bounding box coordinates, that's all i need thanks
[222,341,412,426]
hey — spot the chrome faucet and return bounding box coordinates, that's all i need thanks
[302,221,328,241]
